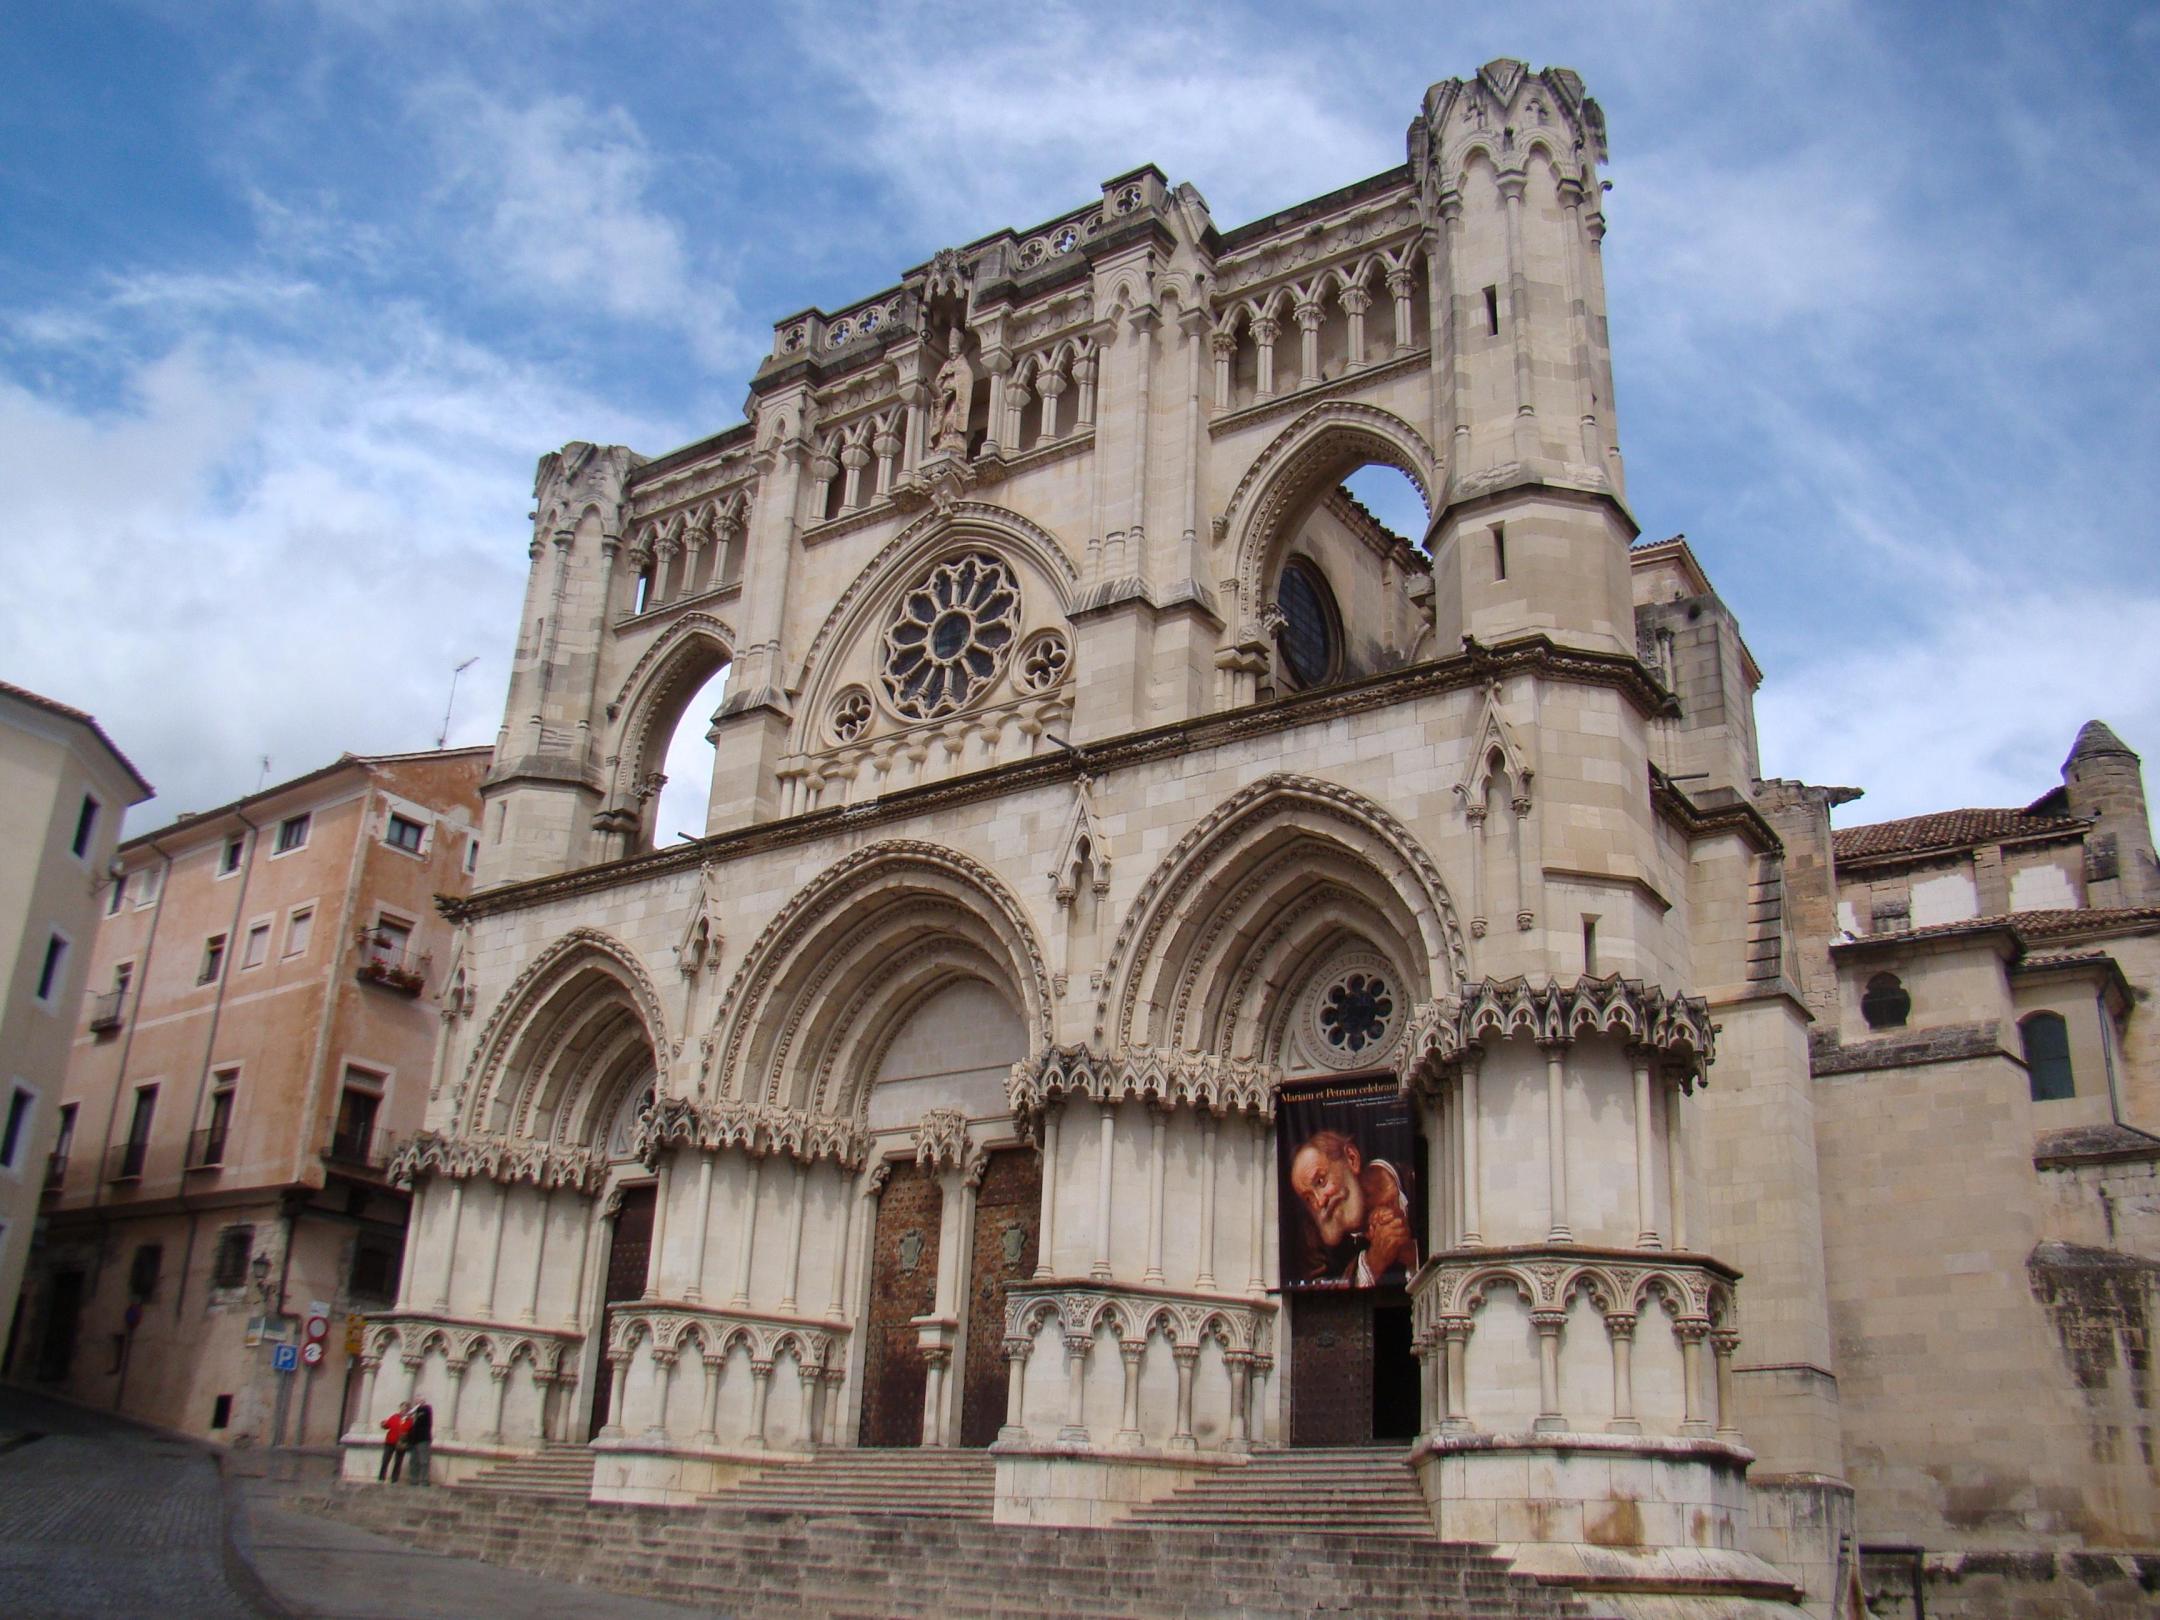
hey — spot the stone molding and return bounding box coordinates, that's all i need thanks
[602,1302,844,1371]
[1002,1281,1275,1359]
[1410,1246,1737,1328]
[362,1313,580,1382]
[1007,1044,1278,1128]
[1396,973,1717,1094]
[631,1095,871,1170]
[389,1131,608,1193]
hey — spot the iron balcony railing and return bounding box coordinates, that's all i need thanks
[107,1140,150,1183]
[186,1126,230,1171]
[88,989,127,1034]
[354,928,430,996]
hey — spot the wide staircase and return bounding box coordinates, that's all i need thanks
[1124,1446,1433,1539]
[297,1447,1588,1619]
[709,1445,994,1518]
[459,1442,596,1501]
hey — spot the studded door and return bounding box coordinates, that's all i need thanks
[959,1148,1042,1447]
[858,1161,941,1447]
[586,1184,654,1439]
[1289,1289,1373,1446]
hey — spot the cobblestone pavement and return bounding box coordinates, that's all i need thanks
[0,1386,273,1619]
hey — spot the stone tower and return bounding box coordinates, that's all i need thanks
[2061,718,2160,907]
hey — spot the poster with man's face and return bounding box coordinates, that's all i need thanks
[1278,1079,1421,1290]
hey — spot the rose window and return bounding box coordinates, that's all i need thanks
[830,687,872,744]
[880,553,1021,720]
[1318,972,1395,1055]
[859,307,880,334]
[1053,226,1078,254]
[1114,184,1143,214]
[1016,630,1070,693]
[783,327,805,353]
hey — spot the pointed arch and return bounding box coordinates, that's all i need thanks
[1221,400,1438,623]
[708,839,1053,1122]
[601,611,737,839]
[1098,773,1468,1052]
[459,928,670,1145]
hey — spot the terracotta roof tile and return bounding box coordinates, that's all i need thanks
[1831,807,2087,863]
[1831,906,2160,949]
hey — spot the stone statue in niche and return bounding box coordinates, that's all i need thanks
[927,327,975,458]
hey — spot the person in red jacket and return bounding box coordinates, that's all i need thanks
[377,1401,411,1482]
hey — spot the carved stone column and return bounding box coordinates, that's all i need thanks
[746,1358,774,1449]
[1091,1101,1116,1280]
[1542,1041,1574,1244]
[1606,1313,1639,1434]
[1252,316,1279,399]
[434,1179,465,1310]
[1531,1311,1567,1433]
[486,1362,511,1444]
[1712,1328,1742,1442]
[1059,1333,1091,1443]
[1387,266,1416,354]
[1340,284,1371,370]
[1170,1344,1199,1452]
[1001,1339,1030,1441]
[1226,1352,1253,1451]
[1460,1051,1484,1247]
[1036,370,1067,441]
[1195,1113,1219,1290]
[779,1157,809,1313]
[697,1353,722,1443]
[355,1356,381,1435]
[1294,301,1323,388]
[730,1153,763,1307]
[600,1353,629,1440]
[1630,1048,1662,1249]
[687,1151,715,1303]
[1034,1104,1060,1279]
[1666,1078,1691,1252]
[1441,1319,1472,1430]
[1677,1320,1712,1437]
[521,1187,553,1323]
[647,1348,676,1439]
[645,1158,672,1299]
[1116,1338,1146,1447]
[1210,329,1237,411]
[1143,1104,1169,1285]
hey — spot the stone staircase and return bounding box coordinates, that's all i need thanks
[710,1445,994,1518]
[1124,1446,1434,1539]
[459,1443,597,1500]
[300,1482,1588,1618]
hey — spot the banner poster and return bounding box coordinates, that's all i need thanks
[1278,1078,1421,1290]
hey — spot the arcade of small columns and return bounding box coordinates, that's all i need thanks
[356,973,1732,1461]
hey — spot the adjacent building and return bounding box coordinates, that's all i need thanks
[0,682,150,1374]
[19,747,487,1446]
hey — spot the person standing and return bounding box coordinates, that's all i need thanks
[403,1398,434,1486]
[377,1401,411,1483]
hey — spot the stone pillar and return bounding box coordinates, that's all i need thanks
[1606,1314,1639,1434]
[1677,1321,1711,1437]
[1465,804,1488,937]
[1441,1320,1471,1430]
[573,1199,605,1331]
[1252,316,1279,399]
[446,1357,473,1440]
[356,1357,380,1434]
[1531,1311,1566,1433]
[1248,1115,1270,1292]
[730,1154,764,1307]
[1388,266,1416,355]
[746,1359,774,1449]
[1091,1101,1116,1280]
[1513,792,1539,930]
[644,1158,672,1298]
[1170,1345,1198,1452]
[647,1349,675,1439]
[1294,301,1322,388]
[1417,1333,1439,1435]
[686,1152,715,1303]
[1034,1104,1060,1279]
[1543,1042,1573,1244]
[1059,1333,1091,1443]
[796,1359,822,1447]
[1210,330,1236,411]
[1036,370,1067,440]
[402,1354,422,1404]
[521,1188,553,1323]
[1712,1328,1742,1441]
[1631,1050,1662,1248]
[1425,1093,1449,1253]
[1000,1341,1030,1442]
[1227,1353,1253,1451]
[1117,1339,1145,1447]
[779,1158,808,1313]
[395,1185,425,1311]
[820,1367,845,1447]
[487,1362,511,1443]
[601,1355,628,1439]
[697,1353,722,1443]
[1460,1052,1484,1247]
[529,1370,554,1441]
[1143,1106,1168,1285]
[1195,1113,1219,1290]
[1497,169,1537,457]
[1341,284,1370,369]
[435,1179,465,1310]
[1666,1079,1691,1252]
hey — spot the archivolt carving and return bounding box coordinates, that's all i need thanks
[459,927,671,1138]
[1098,773,1468,1046]
[389,1132,608,1193]
[1221,401,1437,616]
[709,839,1053,1107]
[630,1095,871,1169]
[1007,1044,1278,1126]
[1394,973,1718,1094]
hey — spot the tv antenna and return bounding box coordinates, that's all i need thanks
[436,657,479,750]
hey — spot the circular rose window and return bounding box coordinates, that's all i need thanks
[881,553,1021,720]
[1301,953,1402,1069]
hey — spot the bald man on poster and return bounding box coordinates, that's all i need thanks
[1287,1129,1420,1287]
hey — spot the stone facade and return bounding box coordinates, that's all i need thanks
[343,60,2159,1620]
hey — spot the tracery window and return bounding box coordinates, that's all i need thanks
[1276,558,1339,690]
[880,552,1021,720]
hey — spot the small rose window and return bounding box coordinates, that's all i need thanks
[1318,972,1395,1055]
[881,553,1022,720]
[830,687,872,744]
[1016,629,1070,693]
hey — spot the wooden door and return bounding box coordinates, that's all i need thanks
[587,1184,655,1438]
[959,1148,1041,1447]
[858,1162,941,1447]
[1290,1289,1373,1446]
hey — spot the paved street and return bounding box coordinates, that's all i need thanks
[0,1388,716,1619]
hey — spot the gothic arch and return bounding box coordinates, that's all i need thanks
[1098,772,1468,1050]
[708,839,1053,1120]
[1221,400,1439,623]
[787,500,1080,749]
[459,927,671,1143]
[600,612,737,847]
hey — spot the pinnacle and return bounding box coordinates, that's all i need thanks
[2068,719,2138,765]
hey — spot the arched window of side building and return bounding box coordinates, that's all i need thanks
[2019,1011,2075,1101]
[1860,971,1910,1030]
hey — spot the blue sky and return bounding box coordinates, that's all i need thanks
[5,0,2158,840]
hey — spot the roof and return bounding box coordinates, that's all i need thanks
[0,678,154,800]
[1831,905,2160,952]
[1831,807,2088,863]
[119,745,491,853]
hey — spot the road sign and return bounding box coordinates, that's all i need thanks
[270,1342,299,1374]
[301,1341,325,1368]
[304,1313,329,1342]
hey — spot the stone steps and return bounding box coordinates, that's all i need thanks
[294,1482,1588,1619]
[708,1446,995,1517]
[1124,1446,1436,1538]
[460,1443,598,1500]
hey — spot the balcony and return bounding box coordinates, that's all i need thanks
[106,1141,149,1183]
[354,928,430,996]
[88,989,127,1035]
[185,1126,230,1172]
[324,1125,393,1175]
[42,1150,67,1198]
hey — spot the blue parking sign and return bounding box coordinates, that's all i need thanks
[271,1343,299,1373]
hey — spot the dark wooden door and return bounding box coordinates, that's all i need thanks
[588,1184,655,1438]
[1290,1289,1373,1446]
[960,1148,1041,1447]
[859,1162,940,1447]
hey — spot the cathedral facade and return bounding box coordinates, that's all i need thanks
[348,60,2160,1618]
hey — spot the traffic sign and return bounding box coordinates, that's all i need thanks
[304,1313,329,1342]
[271,1343,299,1373]
[301,1341,325,1368]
